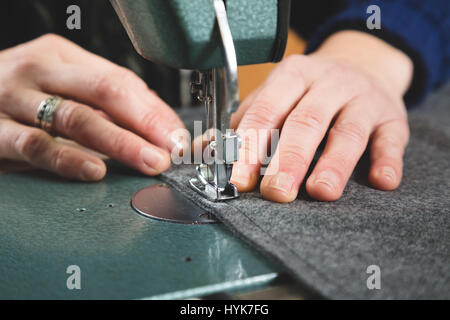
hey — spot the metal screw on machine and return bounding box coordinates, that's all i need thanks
[189,0,241,202]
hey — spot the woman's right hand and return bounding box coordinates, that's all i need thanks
[0,34,187,180]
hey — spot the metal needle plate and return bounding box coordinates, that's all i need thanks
[131,183,218,224]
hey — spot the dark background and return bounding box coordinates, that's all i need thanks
[0,0,344,106]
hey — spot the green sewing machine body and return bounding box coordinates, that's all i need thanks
[0,0,290,299]
[111,0,289,69]
[0,162,279,299]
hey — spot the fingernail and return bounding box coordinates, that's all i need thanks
[141,147,167,173]
[231,165,254,188]
[167,129,190,156]
[380,166,396,182]
[80,161,103,181]
[267,172,295,196]
[314,169,339,191]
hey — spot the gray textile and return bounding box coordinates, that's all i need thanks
[164,84,450,299]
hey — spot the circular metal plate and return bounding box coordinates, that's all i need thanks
[131,183,218,224]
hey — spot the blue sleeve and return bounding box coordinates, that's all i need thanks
[305,0,450,107]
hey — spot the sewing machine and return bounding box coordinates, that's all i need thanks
[0,0,299,299]
[111,0,290,204]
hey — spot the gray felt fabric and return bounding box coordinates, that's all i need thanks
[163,83,450,299]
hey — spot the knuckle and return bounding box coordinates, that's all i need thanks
[328,62,358,81]
[279,55,307,79]
[320,152,352,171]
[373,134,403,151]
[33,33,73,53]
[36,34,74,63]
[39,33,62,43]
[331,120,368,145]
[328,63,354,83]
[326,62,346,77]
[51,147,69,172]
[140,108,163,133]
[10,54,41,75]
[241,100,277,128]
[353,75,373,94]
[91,72,129,101]
[110,130,132,159]
[279,144,310,169]
[326,62,371,94]
[118,67,147,88]
[286,108,324,131]
[15,129,47,159]
[58,101,90,134]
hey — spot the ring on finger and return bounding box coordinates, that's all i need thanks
[35,95,62,134]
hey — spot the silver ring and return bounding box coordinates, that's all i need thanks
[35,96,62,133]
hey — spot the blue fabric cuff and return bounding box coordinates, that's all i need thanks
[305,0,444,107]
